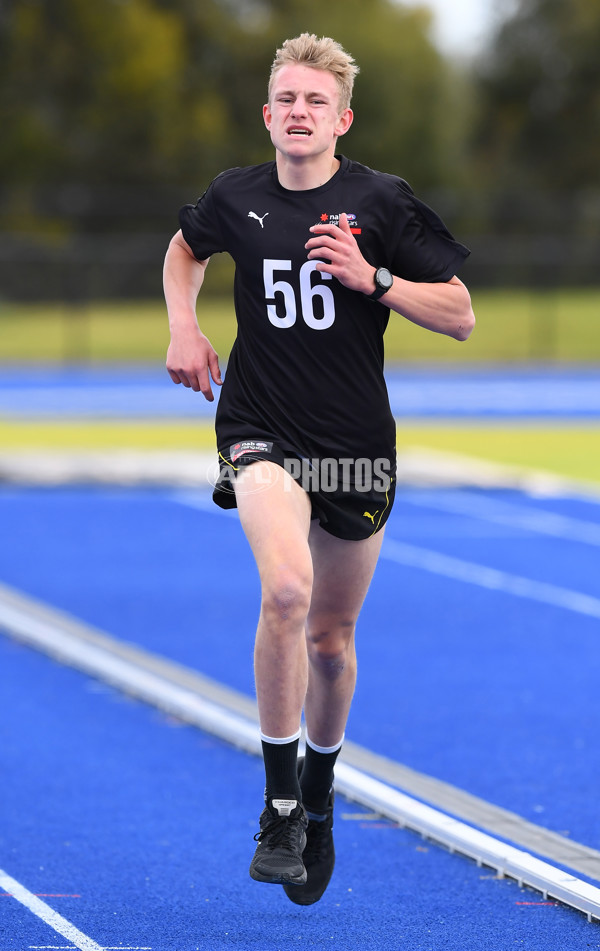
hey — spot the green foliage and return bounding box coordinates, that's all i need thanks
[1,0,195,184]
[0,0,468,192]
[472,0,600,194]
[3,0,600,254]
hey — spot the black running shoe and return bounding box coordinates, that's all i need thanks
[249,798,308,885]
[283,760,335,905]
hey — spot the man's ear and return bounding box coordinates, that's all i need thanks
[335,108,354,138]
[263,103,272,130]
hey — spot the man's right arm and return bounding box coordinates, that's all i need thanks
[163,229,222,401]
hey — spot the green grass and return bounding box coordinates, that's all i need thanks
[1,290,598,487]
[392,288,600,362]
[1,287,599,363]
[1,420,598,485]
[396,422,600,484]
[0,420,216,450]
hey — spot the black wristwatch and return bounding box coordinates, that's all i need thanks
[367,267,393,301]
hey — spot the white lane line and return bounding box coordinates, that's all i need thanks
[0,870,103,951]
[401,489,600,546]
[395,446,600,502]
[173,490,237,516]
[336,763,600,922]
[0,594,260,756]
[1,589,599,922]
[382,538,600,620]
[2,578,599,878]
[174,490,600,618]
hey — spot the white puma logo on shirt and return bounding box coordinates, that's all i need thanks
[248,211,269,228]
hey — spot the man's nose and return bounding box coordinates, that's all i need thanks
[291,98,308,117]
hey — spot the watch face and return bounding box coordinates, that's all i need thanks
[377,267,393,290]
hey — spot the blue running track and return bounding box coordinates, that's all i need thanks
[1,482,600,949]
[1,365,600,417]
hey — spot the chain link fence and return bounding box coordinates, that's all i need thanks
[1,185,599,362]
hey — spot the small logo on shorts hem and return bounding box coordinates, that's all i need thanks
[230,440,273,464]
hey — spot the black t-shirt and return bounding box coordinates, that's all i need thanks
[179,155,469,463]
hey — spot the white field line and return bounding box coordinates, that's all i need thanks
[2,443,600,497]
[382,538,600,620]
[397,446,600,501]
[0,450,216,487]
[0,596,261,757]
[335,763,600,923]
[172,490,237,516]
[401,488,600,546]
[0,869,103,951]
[172,491,600,620]
[1,591,599,922]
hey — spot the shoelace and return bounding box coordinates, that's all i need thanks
[304,815,332,860]
[254,813,304,850]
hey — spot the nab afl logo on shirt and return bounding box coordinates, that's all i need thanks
[317,212,362,235]
[230,440,273,463]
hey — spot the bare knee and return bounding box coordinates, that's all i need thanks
[261,566,312,628]
[306,618,356,679]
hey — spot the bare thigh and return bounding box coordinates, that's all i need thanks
[308,521,384,626]
[233,460,312,585]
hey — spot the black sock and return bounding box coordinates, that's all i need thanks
[300,739,342,814]
[261,736,302,804]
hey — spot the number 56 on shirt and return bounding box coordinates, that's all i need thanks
[264,259,335,330]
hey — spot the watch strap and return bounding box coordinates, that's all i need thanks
[368,284,389,301]
[367,267,393,301]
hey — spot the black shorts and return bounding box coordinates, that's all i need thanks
[212,438,396,541]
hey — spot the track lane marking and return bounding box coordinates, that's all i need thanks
[336,763,600,922]
[0,869,103,951]
[1,584,599,922]
[173,490,600,618]
[401,489,600,546]
[3,578,599,877]
[382,538,600,619]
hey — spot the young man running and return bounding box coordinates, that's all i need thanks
[163,33,474,905]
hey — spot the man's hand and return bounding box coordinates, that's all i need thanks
[166,324,222,402]
[305,213,375,295]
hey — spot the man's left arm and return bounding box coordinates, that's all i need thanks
[305,213,475,342]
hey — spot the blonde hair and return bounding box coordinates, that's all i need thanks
[268,33,359,113]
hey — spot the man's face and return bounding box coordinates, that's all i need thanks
[263,64,353,161]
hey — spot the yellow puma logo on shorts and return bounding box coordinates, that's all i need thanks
[362,510,379,524]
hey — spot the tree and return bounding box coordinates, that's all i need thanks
[0,0,470,193]
[0,0,212,185]
[472,0,600,194]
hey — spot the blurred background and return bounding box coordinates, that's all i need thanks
[2,8,600,944]
[0,0,599,482]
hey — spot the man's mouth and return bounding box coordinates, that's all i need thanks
[287,127,312,136]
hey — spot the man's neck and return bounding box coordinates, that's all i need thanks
[275,152,340,191]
